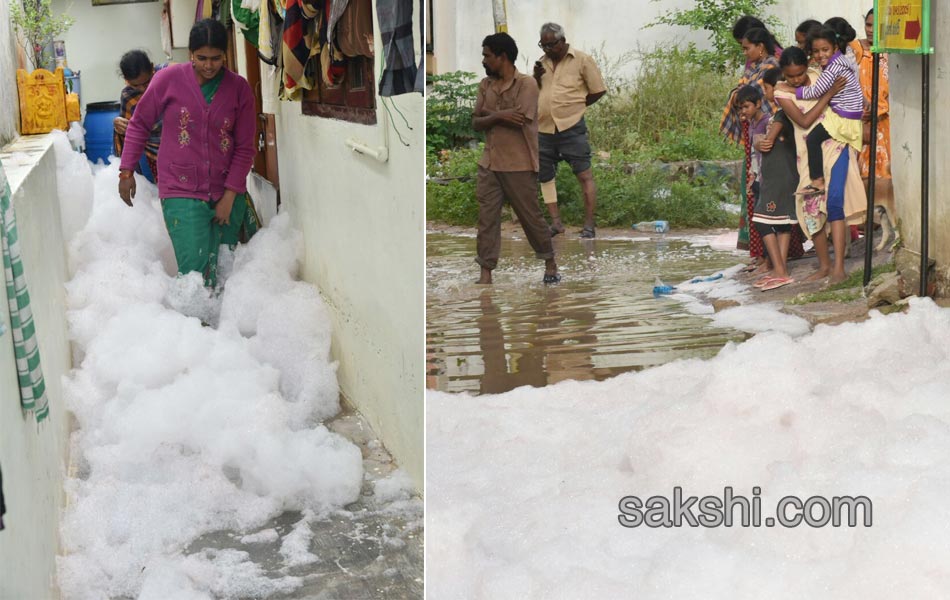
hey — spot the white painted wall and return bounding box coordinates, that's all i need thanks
[239,6,424,490]
[433,1,874,79]
[271,100,424,491]
[0,136,72,600]
[432,0,709,78]
[769,1,873,42]
[0,1,20,145]
[51,0,188,108]
[888,3,947,293]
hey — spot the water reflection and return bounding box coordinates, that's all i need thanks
[427,232,747,394]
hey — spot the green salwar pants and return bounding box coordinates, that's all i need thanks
[161,194,260,288]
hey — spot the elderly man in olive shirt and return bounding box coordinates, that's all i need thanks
[533,22,607,238]
[473,32,559,285]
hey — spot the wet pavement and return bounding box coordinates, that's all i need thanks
[427,226,749,394]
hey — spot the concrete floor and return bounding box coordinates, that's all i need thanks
[180,406,424,599]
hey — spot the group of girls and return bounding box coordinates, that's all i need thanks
[720,10,891,290]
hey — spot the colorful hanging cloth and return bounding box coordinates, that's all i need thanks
[376,0,418,96]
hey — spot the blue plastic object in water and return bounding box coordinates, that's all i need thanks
[83,100,120,165]
[652,276,676,297]
[689,273,724,284]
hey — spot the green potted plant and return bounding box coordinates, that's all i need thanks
[10,0,75,71]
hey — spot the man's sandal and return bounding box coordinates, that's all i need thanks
[543,272,562,284]
[579,226,596,239]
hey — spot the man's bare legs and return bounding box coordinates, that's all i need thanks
[577,168,596,231]
[541,180,563,233]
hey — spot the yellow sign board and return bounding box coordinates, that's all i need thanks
[874,0,932,54]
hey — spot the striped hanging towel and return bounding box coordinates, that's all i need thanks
[0,158,49,423]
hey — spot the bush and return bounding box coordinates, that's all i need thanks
[426,147,481,225]
[644,0,779,73]
[550,157,735,228]
[426,148,736,229]
[426,71,480,159]
[586,47,741,162]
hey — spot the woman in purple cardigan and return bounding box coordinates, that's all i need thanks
[118,19,258,289]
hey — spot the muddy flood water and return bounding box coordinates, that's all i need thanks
[426,229,750,394]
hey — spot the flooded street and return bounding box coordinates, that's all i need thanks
[427,228,750,394]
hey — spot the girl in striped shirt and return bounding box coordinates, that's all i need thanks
[787,20,864,196]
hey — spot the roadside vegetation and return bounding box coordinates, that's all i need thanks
[427,48,742,228]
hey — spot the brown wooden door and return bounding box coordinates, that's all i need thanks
[243,39,280,190]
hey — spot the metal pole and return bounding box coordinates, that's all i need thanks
[921,53,930,297]
[864,52,881,286]
[492,0,508,33]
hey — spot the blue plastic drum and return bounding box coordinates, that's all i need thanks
[83,101,120,164]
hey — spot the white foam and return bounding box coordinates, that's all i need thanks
[428,298,950,598]
[55,158,362,599]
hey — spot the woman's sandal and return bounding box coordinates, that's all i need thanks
[760,277,794,291]
[794,184,825,197]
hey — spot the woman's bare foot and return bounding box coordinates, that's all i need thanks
[752,262,771,275]
[827,272,848,285]
[803,269,829,283]
[477,267,493,284]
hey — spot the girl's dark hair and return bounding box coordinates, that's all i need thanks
[733,15,766,41]
[866,8,874,19]
[482,32,518,63]
[743,27,776,56]
[189,18,228,52]
[779,46,809,68]
[761,68,782,87]
[821,17,857,52]
[119,50,153,80]
[795,19,823,41]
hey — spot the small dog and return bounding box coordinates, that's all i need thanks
[874,205,900,252]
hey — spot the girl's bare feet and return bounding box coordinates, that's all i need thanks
[803,269,829,283]
[827,272,848,285]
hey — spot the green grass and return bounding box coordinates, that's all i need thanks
[585,47,742,163]
[788,289,863,305]
[788,261,897,305]
[426,147,736,228]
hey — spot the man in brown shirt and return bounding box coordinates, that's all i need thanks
[473,32,559,285]
[533,22,607,238]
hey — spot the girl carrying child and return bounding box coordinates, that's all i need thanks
[792,20,864,197]
[775,46,860,285]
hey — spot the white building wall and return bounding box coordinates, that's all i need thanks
[888,3,947,293]
[432,1,873,79]
[0,136,72,600]
[247,4,424,491]
[51,0,188,107]
[271,100,424,491]
[0,1,20,146]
